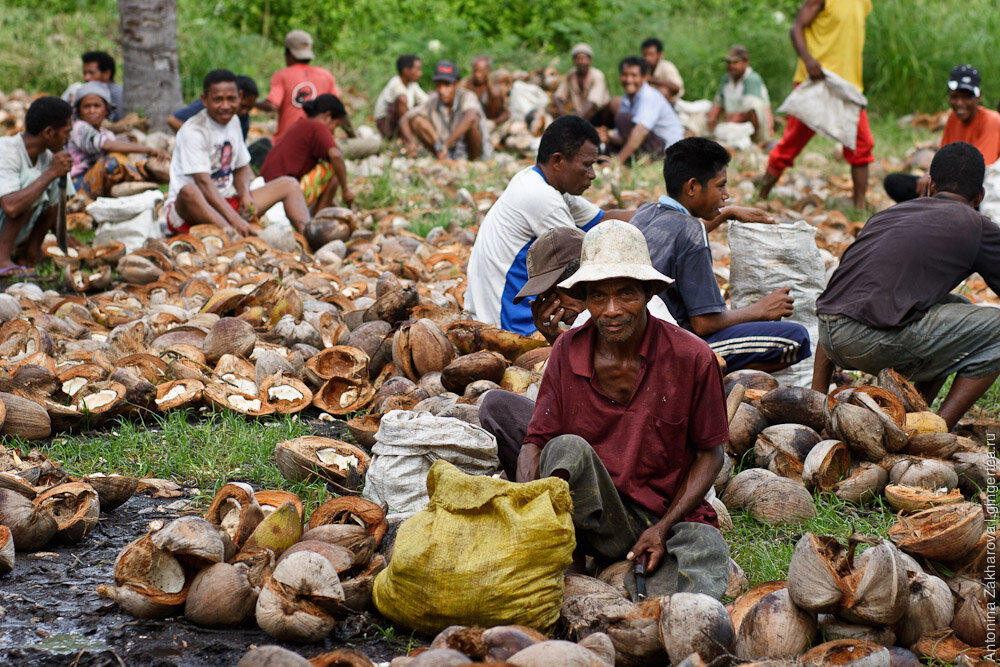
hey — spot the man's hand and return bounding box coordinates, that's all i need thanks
[230,217,255,237]
[341,187,356,207]
[516,442,542,483]
[436,148,449,161]
[48,151,73,179]
[804,56,825,81]
[915,174,932,198]
[596,126,610,144]
[402,141,419,157]
[724,206,775,224]
[531,293,569,344]
[238,195,260,226]
[627,522,670,572]
[754,287,795,320]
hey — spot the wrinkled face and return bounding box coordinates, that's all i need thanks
[641,46,660,70]
[554,140,598,196]
[435,81,457,105]
[472,59,491,85]
[573,53,592,74]
[202,81,239,125]
[949,89,979,124]
[237,93,257,116]
[82,61,111,83]
[727,58,749,80]
[688,168,729,220]
[585,278,649,343]
[78,94,109,127]
[620,64,645,96]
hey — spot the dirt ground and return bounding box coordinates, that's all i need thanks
[0,493,414,666]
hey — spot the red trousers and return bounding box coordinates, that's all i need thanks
[767,108,874,177]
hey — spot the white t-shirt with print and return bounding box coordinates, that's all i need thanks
[464,165,602,334]
[166,108,251,209]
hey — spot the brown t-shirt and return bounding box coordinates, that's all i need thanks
[259,118,336,182]
[817,196,1000,327]
[525,317,729,524]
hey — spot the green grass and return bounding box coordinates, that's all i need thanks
[38,408,334,513]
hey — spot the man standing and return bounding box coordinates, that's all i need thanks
[884,65,1000,202]
[165,70,310,238]
[62,51,124,122]
[0,97,73,276]
[641,37,685,105]
[600,57,683,164]
[517,220,730,598]
[399,61,484,160]
[464,115,633,334]
[373,55,428,138]
[813,142,1000,429]
[632,137,811,372]
[706,45,773,144]
[257,30,340,139]
[552,44,611,122]
[757,0,873,209]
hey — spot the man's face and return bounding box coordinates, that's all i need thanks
[620,64,645,96]
[78,94,109,127]
[585,278,649,343]
[949,89,980,124]
[82,61,111,83]
[405,60,423,84]
[641,46,660,70]
[542,286,586,326]
[472,59,491,85]
[688,168,729,219]
[202,82,239,125]
[573,53,592,74]
[435,81,458,105]
[553,140,598,196]
[237,93,257,116]
[727,58,749,80]
[44,119,72,152]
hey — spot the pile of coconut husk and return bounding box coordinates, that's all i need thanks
[99,484,388,643]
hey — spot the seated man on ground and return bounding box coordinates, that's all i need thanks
[165,70,310,237]
[479,224,676,479]
[632,137,811,372]
[62,51,124,122]
[373,54,428,138]
[260,94,355,213]
[706,45,773,145]
[813,142,1000,430]
[168,75,259,140]
[552,44,610,122]
[641,37,684,106]
[463,56,508,123]
[68,82,170,203]
[464,115,633,334]
[0,97,73,276]
[884,65,1000,203]
[516,220,730,597]
[399,61,484,160]
[600,56,683,164]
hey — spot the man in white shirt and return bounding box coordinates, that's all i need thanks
[165,69,310,237]
[552,43,611,122]
[641,37,685,105]
[374,54,428,138]
[601,57,684,164]
[464,115,633,334]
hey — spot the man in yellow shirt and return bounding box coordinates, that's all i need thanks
[757,0,874,208]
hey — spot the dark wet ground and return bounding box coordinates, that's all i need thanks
[0,494,414,666]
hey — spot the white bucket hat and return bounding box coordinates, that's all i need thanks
[559,220,673,293]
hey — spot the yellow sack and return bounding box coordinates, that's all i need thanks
[372,459,575,635]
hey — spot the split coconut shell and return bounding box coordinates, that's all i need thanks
[888,502,985,562]
[274,436,369,493]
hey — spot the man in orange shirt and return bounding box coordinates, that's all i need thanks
[884,65,1000,202]
[257,30,340,139]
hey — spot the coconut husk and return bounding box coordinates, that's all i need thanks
[0,487,58,550]
[57,363,107,400]
[203,381,274,417]
[888,502,985,562]
[727,401,769,457]
[305,345,369,385]
[202,317,256,364]
[0,524,13,575]
[340,552,385,612]
[913,629,980,663]
[745,476,815,523]
[896,571,955,647]
[851,386,906,426]
[313,376,376,416]
[392,318,455,382]
[851,391,908,452]
[884,484,963,513]
[307,496,387,547]
[833,461,888,504]
[726,580,787,633]
[904,432,959,458]
[151,515,226,567]
[829,401,886,462]
[734,588,816,661]
[722,468,778,510]
[310,649,375,667]
[724,369,779,394]
[658,593,735,666]
[513,346,551,372]
[0,392,51,440]
[274,436,369,493]
[444,320,549,361]
[103,534,190,617]
[260,375,313,414]
[82,474,139,511]
[758,386,827,432]
[800,639,890,667]
[11,363,58,397]
[205,482,264,548]
[802,439,851,491]
[299,524,375,568]
[440,350,509,394]
[362,285,418,325]
[888,457,958,491]
[346,413,381,449]
[155,379,204,411]
[754,423,822,479]
[838,539,910,626]
[34,481,100,543]
[877,369,929,413]
[787,533,850,613]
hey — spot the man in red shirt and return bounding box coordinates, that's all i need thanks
[517,219,730,598]
[257,30,340,139]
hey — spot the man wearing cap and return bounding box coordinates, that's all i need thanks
[399,60,484,160]
[633,137,811,372]
[812,142,1000,429]
[516,219,731,598]
[757,0,874,209]
[465,115,633,334]
[599,56,684,164]
[553,44,611,122]
[641,37,685,106]
[707,45,773,144]
[257,30,340,139]
[884,65,1000,203]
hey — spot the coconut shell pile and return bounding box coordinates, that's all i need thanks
[98,483,389,643]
